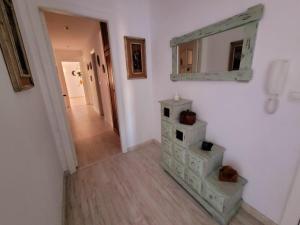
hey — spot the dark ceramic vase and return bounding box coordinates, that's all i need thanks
[179,110,196,125]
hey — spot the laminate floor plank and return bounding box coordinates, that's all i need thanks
[66,142,265,225]
[67,100,121,168]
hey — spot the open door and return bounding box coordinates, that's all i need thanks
[91,52,104,116]
[105,51,119,134]
[101,22,119,134]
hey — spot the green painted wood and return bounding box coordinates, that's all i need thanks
[172,46,178,74]
[161,163,242,225]
[204,170,247,214]
[159,99,248,225]
[169,4,264,82]
[173,144,186,164]
[170,4,264,46]
[188,142,224,177]
[240,21,259,71]
[161,152,172,169]
[173,120,207,147]
[160,98,192,122]
[170,70,253,82]
[172,159,185,179]
[161,137,173,155]
[185,169,202,194]
[161,120,173,140]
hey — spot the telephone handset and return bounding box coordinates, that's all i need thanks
[265,60,289,114]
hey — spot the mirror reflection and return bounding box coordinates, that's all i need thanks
[178,26,245,74]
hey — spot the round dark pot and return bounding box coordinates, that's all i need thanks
[179,110,196,125]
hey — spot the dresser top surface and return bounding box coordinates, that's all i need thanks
[159,98,192,106]
[189,142,225,159]
[206,170,248,197]
[174,120,207,129]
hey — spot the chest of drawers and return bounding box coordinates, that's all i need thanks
[173,120,207,147]
[187,142,224,177]
[160,99,192,122]
[203,170,247,214]
[159,98,247,225]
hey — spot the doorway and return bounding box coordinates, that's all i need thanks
[100,22,119,134]
[43,10,122,168]
[61,61,86,107]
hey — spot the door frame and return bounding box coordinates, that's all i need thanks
[104,49,119,134]
[91,51,105,116]
[280,160,300,225]
[13,0,128,173]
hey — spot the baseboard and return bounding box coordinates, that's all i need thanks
[62,171,70,225]
[242,202,278,225]
[127,139,160,152]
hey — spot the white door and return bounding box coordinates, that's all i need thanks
[281,163,300,225]
[62,61,86,106]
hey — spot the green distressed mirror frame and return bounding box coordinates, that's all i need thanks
[170,4,264,82]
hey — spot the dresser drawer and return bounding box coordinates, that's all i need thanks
[161,120,172,140]
[161,137,172,155]
[173,144,186,164]
[185,170,202,194]
[172,160,184,180]
[203,185,224,212]
[203,171,247,214]
[173,120,206,147]
[187,151,204,176]
[161,152,172,169]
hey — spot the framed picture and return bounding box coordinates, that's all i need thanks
[228,40,244,71]
[0,0,34,91]
[124,36,147,79]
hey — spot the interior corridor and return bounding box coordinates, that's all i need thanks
[68,98,121,168]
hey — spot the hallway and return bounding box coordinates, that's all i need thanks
[65,142,264,225]
[67,99,121,168]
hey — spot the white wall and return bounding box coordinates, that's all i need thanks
[0,52,63,225]
[150,0,300,223]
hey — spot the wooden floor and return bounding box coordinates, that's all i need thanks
[67,99,121,168]
[66,142,264,225]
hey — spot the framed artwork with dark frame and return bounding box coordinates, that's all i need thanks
[124,36,147,79]
[0,0,34,92]
[228,40,244,71]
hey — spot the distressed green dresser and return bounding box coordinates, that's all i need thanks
[159,99,247,225]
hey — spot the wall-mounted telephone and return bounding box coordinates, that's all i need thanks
[265,60,289,114]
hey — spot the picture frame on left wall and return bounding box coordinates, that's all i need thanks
[0,0,34,92]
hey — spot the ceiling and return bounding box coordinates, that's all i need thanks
[44,11,100,50]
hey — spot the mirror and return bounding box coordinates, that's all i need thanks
[178,27,244,74]
[171,4,264,82]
